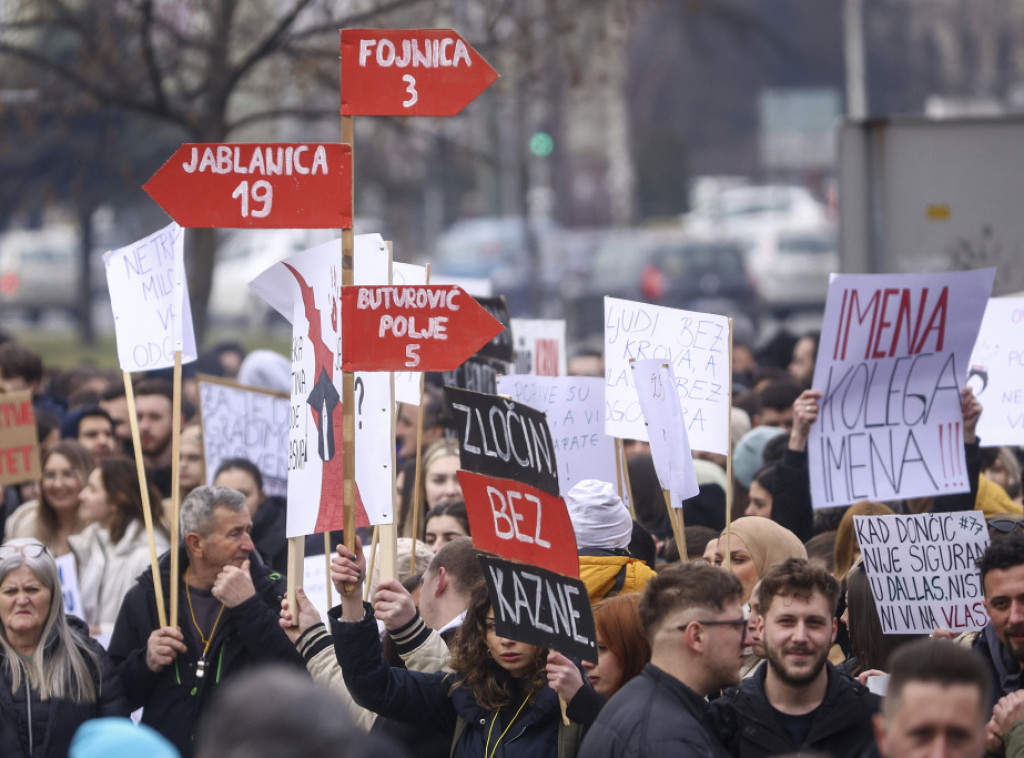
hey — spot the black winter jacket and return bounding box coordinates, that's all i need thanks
[710,662,879,758]
[108,548,304,758]
[577,664,729,758]
[0,615,128,758]
[332,602,579,758]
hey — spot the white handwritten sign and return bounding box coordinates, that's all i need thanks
[854,511,989,634]
[809,270,995,508]
[603,297,730,454]
[249,234,394,536]
[56,553,84,622]
[495,376,613,494]
[392,261,427,406]
[968,297,1024,446]
[196,376,289,497]
[630,359,699,507]
[510,318,566,376]
[103,222,197,372]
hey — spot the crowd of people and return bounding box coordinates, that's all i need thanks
[0,324,1021,758]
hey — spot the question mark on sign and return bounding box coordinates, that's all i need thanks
[354,377,365,429]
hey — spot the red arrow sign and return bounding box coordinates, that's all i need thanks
[143,143,352,229]
[341,29,499,116]
[340,285,504,372]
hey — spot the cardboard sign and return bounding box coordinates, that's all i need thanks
[510,318,566,376]
[340,29,499,117]
[495,376,614,494]
[473,296,514,363]
[441,356,507,396]
[604,297,730,454]
[479,554,597,663]
[809,269,995,508]
[196,376,289,497]
[630,359,700,506]
[967,297,1024,445]
[391,261,428,407]
[56,553,85,622]
[0,391,39,486]
[458,470,578,578]
[445,387,559,497]
[248,233,395,535]
[143,143,353,229]
[339,285,504,372]
[103,222,197,372]
[854,511,989,634]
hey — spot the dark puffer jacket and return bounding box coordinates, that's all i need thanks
[710,662,880,758]
[577,663,729,758]
[108,548,304,758]
[0,616,128,758]
[332,603,581,758]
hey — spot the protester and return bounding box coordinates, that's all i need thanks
[711,516,807,604]
[874,638,990,758]
[839,563,920,678]
[833,501,895,581]
[62,406,118,463]
[578,562,745,757]
[0,538,129,756]
[422,501,470,553]
[757,380,801,431]
[330,538,584,757]
[743,464,777,519]
[98,385,132,457]
[133,378,178,498]
[420,437,463,510]
[712,557,879,757]
[213,457,286,572]
[108,485,303,758]
[178,424,205,500]
[787,332,819,389]
[6,440,93,556]
[395,385,449,466]
[194,664,396,758]
[982,446,1024,506]
[72,457,170,635]
[565,479,657,603]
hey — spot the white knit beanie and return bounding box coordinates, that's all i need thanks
[564,479,633,550]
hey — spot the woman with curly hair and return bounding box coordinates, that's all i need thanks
[330,538,583,757]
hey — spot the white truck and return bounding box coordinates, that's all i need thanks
[838,115,1024,295]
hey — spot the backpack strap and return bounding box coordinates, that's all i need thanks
[601,564,628,600]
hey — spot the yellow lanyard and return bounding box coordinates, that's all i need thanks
[484,693,531,758]
[185,568,225,678]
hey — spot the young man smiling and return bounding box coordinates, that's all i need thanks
[711,557,879,757]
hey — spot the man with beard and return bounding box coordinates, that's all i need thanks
[134,378,178,497]
[970,535,1024,751]
[711,557,879,757]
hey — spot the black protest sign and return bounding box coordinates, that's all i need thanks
[445,386,560,496]
[473,295,513,362]
[441,355,506,395]
[479,553,597,663]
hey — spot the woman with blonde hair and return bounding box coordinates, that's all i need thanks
[0,538,128,755]
[399,437,462,538]
[833,501,894,582]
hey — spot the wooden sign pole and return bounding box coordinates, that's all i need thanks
[169,351,183,629]
[724,318,734,571]
[381,369,398,583]
[325,532,333,610]
[663,489,687,562]
[286,536,304,620]
[123,372,167,628]
[341,115,357,592]
[409,264,431,575]
[615,439,636,520]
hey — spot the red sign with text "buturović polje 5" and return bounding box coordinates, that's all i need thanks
[340,29,499,117]
[143,143,352,229]
[340,285,505,372]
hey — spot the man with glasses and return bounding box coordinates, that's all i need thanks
[578,562,745,757]
[711,557,879,757]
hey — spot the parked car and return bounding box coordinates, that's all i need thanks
[0,226,79,320]
[683,184,828,242]
[566,229,760,341]
[746,225,838,314]
[428,216,566,317]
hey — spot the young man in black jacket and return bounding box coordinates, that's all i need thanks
[109,485,304,758]
[579,562,746,758]
[712,557,879,757]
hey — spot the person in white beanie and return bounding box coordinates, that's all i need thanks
[565,479,658,604]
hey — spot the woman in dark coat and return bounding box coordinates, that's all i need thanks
[0,538,128,757]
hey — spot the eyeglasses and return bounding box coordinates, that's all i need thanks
[0,542,49,560]
[989,518,1024,534]
[678,617,748,632]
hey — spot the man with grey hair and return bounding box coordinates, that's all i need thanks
[109,485,303,758]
